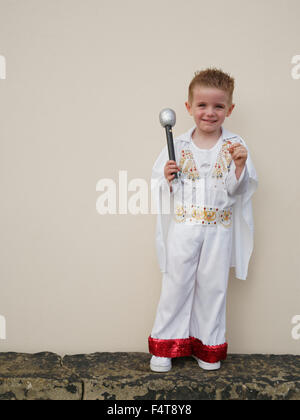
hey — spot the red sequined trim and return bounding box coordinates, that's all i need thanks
[190,337,228,363]
[148,336,228,362]
[148,336,192,358]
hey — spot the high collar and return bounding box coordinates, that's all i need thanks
[175,125,238,143]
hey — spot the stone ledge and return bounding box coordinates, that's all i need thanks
[0,352,299,400]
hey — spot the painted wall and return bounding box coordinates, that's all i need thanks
[0,0,299,355]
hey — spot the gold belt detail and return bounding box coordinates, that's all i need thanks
[174,205,232,227]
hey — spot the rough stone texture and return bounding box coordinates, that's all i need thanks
[0,352,82,400]
[0,352,299,400]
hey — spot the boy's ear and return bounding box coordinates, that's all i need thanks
[185,101,192,115]
[226,103,235,117]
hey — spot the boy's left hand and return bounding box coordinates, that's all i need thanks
[228,143,248,169]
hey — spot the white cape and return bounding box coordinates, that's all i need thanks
[151,126,258,281]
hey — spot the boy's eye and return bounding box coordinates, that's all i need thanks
[197,104,224,108]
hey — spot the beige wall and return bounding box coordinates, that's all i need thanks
[0,0,299,356]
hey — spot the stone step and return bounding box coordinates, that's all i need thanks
[0,352,299,400]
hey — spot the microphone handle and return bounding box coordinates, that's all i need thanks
[165,125,178,179]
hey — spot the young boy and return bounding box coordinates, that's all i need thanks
[149,68,258,372]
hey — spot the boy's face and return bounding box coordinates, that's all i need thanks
[185,85,235,134]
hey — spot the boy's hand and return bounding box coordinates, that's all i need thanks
[164,160,180,183]
[228,143,248,169]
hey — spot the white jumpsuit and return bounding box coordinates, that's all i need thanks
[148,125,258,363]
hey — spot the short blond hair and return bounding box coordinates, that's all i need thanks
[188,67,235,106]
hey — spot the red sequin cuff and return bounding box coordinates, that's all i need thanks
[191,337,228,363]
[148,336,192,358]
[148,335,228,362]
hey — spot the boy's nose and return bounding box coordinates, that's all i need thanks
[207,108,215,114]
[204,107,214,115]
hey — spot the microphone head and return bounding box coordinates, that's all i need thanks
[159,108,176,128]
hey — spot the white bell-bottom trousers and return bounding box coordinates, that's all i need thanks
[148,218,233,363]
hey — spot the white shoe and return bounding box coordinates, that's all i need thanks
[150,355,172,372]
[192,355,221,370]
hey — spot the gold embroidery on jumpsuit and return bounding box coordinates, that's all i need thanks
[174,142,234,227]
[211,141,233,179]
[174,205,232,227]
[179,150,200,181]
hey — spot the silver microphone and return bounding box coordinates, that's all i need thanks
[159,108,178,179]
[159,108,176,128]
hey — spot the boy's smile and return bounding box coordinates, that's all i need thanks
[185,86,235,140]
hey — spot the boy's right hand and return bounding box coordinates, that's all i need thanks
[164,160,180,183]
